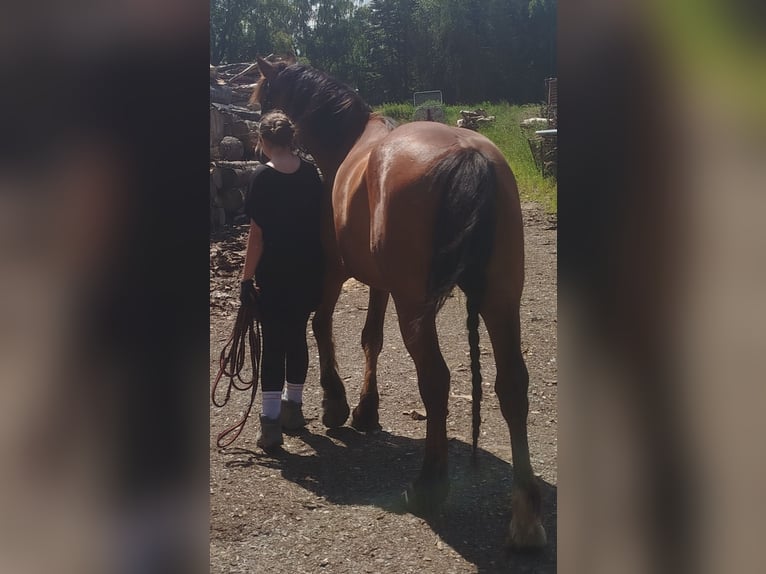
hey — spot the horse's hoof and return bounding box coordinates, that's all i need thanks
[350,406,382,432]
[506,485,547,550]
[321,398,350,428]
[506,518,547,551]
[401,478,449,515]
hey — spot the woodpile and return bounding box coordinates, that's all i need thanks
[210,62,262,106]
[210,62,269,229]
[456,108,496,130]
[210,62,263,161]
[209,160,263,230]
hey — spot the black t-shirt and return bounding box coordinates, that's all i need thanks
[244,160,324,306]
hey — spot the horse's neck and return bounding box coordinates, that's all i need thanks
[305,117,390,185]
[305,145,342,188]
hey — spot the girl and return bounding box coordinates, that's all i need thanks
[240,110,324,449]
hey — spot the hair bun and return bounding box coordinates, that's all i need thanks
[258,110,295,148]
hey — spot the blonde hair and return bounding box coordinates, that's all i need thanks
[258,110,295,148]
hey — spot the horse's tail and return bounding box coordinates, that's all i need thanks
[426,147,497,458]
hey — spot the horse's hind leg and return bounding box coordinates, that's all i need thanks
[311,273,350,428]
[395,299,450,511]
[483,304,547,549]
[351,287,389,432]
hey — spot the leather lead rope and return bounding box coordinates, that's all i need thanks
[211,301,262,448]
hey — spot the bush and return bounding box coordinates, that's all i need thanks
[376,102,414,122]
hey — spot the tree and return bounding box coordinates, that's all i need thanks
[210,0,255,65]
[210,0,314,64]
[209,0,557,105]
[365,0,417,102]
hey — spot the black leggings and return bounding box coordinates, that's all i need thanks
[259,306,312,393]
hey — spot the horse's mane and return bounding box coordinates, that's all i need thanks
[254,63,373,155]
[375,113,399,132]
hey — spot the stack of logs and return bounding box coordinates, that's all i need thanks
[210,62,264,229]
[456,108,496,130]
[210,62,262,162]
[210,160,264,229]
[210,62,262,107]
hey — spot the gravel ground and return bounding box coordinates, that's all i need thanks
[210,202,557,573]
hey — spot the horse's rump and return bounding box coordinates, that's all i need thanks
[364,122,499,310]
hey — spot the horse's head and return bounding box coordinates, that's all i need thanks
[249,58,373,172]
[250,57,291,114]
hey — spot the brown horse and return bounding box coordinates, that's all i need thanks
[251,57,546,549]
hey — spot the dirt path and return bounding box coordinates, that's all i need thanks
[210,203,557,573]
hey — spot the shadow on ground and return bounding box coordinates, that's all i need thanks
[221,426,556,573]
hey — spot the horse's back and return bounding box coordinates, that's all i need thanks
[370,121,518,212]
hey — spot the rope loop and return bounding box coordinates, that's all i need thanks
[211,299,262,448]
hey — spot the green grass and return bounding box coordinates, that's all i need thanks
[374,101,557,213]
[376,102,415,122]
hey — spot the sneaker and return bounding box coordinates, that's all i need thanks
[256,415,283,450]
[280,400,306,431]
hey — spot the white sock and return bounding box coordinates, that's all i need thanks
[261,391,282,420]
[283,383,303,405]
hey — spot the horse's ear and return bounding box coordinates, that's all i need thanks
[257,56,278,81]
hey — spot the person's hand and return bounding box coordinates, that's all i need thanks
[239,279,259,307]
